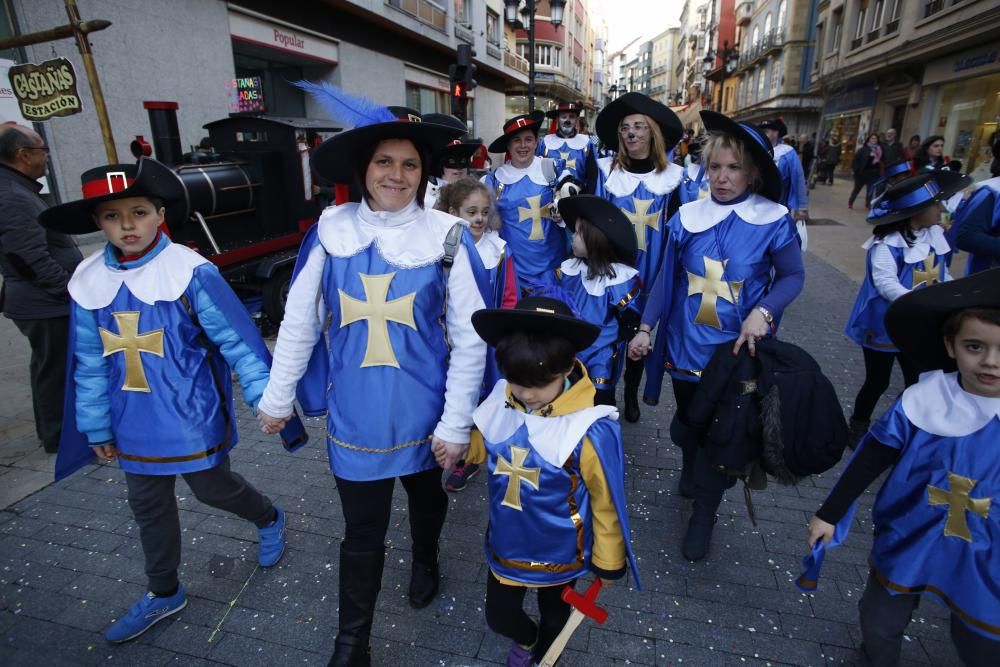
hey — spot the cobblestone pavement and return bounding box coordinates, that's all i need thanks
[0,252,961,665]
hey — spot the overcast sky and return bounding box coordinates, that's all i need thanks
[592,0,683,52]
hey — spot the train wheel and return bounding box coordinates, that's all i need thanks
[262,267,292,325]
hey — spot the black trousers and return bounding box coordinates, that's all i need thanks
[485,572,576,660]
[334,466,447,556]
[849,169,881,207]
[671,379,737,501]
[858,572,1000,666]
[124,457,274,594]
[852,347,921,423]
[12,316,70,452]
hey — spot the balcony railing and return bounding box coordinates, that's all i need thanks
[884,18,900,34]
[387,0,446,31]
[924,0,944,17]
[505,49,530,75]
[736,1,754,26]
[737,29,786,69]
[850,36,863,50]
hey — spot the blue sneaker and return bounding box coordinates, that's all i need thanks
[104,585,187,643]
[258,506,286,567]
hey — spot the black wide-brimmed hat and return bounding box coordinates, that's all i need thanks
[558,194,638,266]
[433,139,480,173]
[883,159,913,181]
[595,92,683,153]
[700,110,783,202]
[312,106,464,182]
[546,101,583,119]
[759,118,788,138]
[39,157,188,235]
[472,296,600,351]
[488,111,546,153]
[867,171,971,226]
[886,268,1000,372]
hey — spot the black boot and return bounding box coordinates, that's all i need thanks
[670,415,697,499]
[682,490,723,561]
[408,506,446,609]
[328,545,384,667]
[623,358,643,423]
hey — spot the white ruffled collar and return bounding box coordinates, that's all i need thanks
[862,225,951,264]
[494,157,552,186]
[685,163,703,181]
[68,242,208,309]
[678,193,789,233]
[902,370,1000,437]
[972,176,1000,194]
[474,229,506,268]
[773,143,794,160]
[543,133,591,151]
[560,257,637,297]
[473,380,618,467]
[598,157,683,197]
[317,199,461,268]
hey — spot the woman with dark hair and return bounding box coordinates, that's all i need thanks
[256,90,487,666]
[627,110,805,561]
[589,92,686,422]
[849,132,883,210]
[914,135,950,171]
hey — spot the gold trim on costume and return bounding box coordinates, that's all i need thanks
[623,197,658,253]
[118,440,229,463]
[100,311,165,392]
[326,432,432,453]
[495,446,541,511]
[616,283,641,310]
[517,195,551,241]
[687,256,744,329]
[664,361,702,377]
[927,471,992,543]
[864,331,898,350]
[338,272,417,368]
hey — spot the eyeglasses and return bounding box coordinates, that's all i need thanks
[619,123,650,134]
[21,144,48,153]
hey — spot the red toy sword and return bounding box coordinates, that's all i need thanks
[538,578,608,667]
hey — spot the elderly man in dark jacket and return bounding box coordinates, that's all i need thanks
[0,124,82,453]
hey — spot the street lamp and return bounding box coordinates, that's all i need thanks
[504,0,567,112]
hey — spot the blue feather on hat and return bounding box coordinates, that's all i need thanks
[292,80,396,128]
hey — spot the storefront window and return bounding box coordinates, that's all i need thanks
[406,83,448,115]
[931,72,1000,175]
[233,52,306,117]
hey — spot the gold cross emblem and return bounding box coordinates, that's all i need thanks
[517,195,551,241]
[623,197,659,252]
[928,472,992,543]
[495,446,541,511]
[687,257,744,329]
[911,254,940,289]
[558,151,577,171]
[99,312,164,393]
[339,272,417,368]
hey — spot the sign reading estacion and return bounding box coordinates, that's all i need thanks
[6,58,82,121]
[226,76,265,114]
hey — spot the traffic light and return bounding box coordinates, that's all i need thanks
[450,45,477,121]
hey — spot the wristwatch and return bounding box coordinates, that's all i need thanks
[756,305,774,324]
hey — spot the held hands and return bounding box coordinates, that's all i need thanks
[732,309,771,357]
[93,443,119,463]
[807,515,836,548]
[258,410,290,434]
[628,330,652,361]
[432,436,468,472]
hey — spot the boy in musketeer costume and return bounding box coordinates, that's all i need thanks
[536,101,594,186]
[760,118,809,224]
[45,158,296,643]
[435,296,638,666]
[804,269,1000,667]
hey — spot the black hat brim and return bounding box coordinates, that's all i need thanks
[595,93,683,153]
[700,110,783,203]
[439,142,480,161]
[314,121,464,182]
[868,171,972,226]
[472,308,600,351]
[39,157,189,235]
[558,195,638,266]
[546,107,580,119]
[885,268,1000,372]
[488,112,546,153]
[760,120,788,137]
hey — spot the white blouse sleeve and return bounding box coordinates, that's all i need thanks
[870,243,910,302]
[257,242,327,418]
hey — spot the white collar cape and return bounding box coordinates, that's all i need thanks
[972,175,1000,195]
[542,133,591,151]
[862,225,951,264]
[475,229,507,268]
[474,380,618,468]
[317,198,464,268]
[559,257,637,297]
[597,157,683,197]
[678,192,789,233]
[685,163,703,181]
[494,157,553,186]
[902,370,1000,437]
[69,242,208,309]
[773,143,795,160]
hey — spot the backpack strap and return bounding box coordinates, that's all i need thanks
[442,221,464,279]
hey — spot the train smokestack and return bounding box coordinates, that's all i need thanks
[142,101,183,166]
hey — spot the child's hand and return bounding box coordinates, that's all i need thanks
[93,444,119,463]
[258,410,289,434]
[807,515,835,547]
[628,331,651,360]
[432,436,468,471]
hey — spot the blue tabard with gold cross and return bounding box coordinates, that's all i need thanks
[845,236,949,352]
[856,372,1000,639]
[318,243,448,480]
[483,159,567,289]
[660,202,798,380]
[537,133,592,183]
[679,163,709,204]
[594,157,682,311]
[952,178,1000,275]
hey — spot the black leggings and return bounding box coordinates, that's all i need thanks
[485,573,575,657]
[852,347,921,423]
[335,466,447,553]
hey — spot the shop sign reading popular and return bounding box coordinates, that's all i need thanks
[6,58,83,121]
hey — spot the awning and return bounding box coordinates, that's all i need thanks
[671,99,703,130]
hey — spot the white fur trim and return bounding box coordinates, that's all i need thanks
[902,370,1000,437]
[678,193,789,233]
[773,143,794,160]
[971,176,1000,194]
[601,160,684,197]
[559,258,637,297]
[863,226,951,264]
[475,230,507,268]
[494,157,554,186]
[68,243,208,309]
[543,133,591,151]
